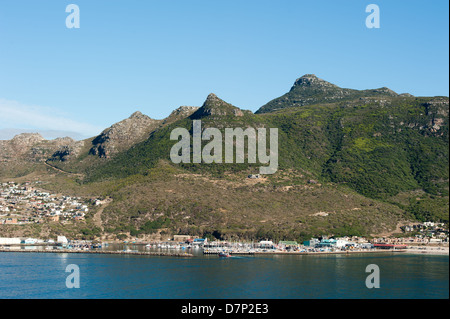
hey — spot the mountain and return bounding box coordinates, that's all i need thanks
[0,75,448,242]
[89,111,161,158]
[0,128,88,141]
[0,133,85,178]
[0,133,84,164]
[256,74,400,114]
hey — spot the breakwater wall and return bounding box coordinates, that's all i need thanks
[0,248,194,257]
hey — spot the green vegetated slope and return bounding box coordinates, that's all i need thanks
[96,162,407,242]
[86,94,448,199]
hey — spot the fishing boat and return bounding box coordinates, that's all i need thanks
[218,252,232,258]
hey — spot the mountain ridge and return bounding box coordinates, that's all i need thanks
[256,74,401,114]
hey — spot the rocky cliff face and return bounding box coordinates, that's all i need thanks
[49,137,85,162]
[162,106,199,125]
[0,133,84,162]
[89,111,161,158]
[423,98,449,136]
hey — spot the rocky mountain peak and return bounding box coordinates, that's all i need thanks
[372,87,398,96]
[11,133,45,145]
[203,93,229,107]
[256,73,404,114]
[129,111,148,120]
[0,132,83,163]
[89,111,160,158]
[191,93,245,119]
[292,74,338,90]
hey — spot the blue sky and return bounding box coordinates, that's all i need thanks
[0,0,448,139]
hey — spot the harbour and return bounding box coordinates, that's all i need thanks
[1,235,447,257]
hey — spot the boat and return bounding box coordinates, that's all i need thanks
[218,252,232,258]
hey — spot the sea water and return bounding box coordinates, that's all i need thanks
[0,250,448,299]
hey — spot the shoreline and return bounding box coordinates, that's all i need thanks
[402,246,449,256]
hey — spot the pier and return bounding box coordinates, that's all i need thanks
[0,248,194,257]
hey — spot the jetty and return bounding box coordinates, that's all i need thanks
[203,248,255,255]
[0,248,194,257]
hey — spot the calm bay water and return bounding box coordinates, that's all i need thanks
[0,248,448,299]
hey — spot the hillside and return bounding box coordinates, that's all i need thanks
[0,74,448,241]
[83,88,449,201]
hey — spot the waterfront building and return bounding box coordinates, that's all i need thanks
[173,235,194,242]
[0,237,21,245]
[258,240,275,249]
[303,238,319,248]
[316,239,336,248]
[57,236,69,244]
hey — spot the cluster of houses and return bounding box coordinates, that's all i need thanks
[0,181,91,225]
[302,236,374,250]
[307,229,449,248]
[400,221,448,242]
[202,232,449,254]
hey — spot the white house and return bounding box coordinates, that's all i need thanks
[57,236,69,244]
